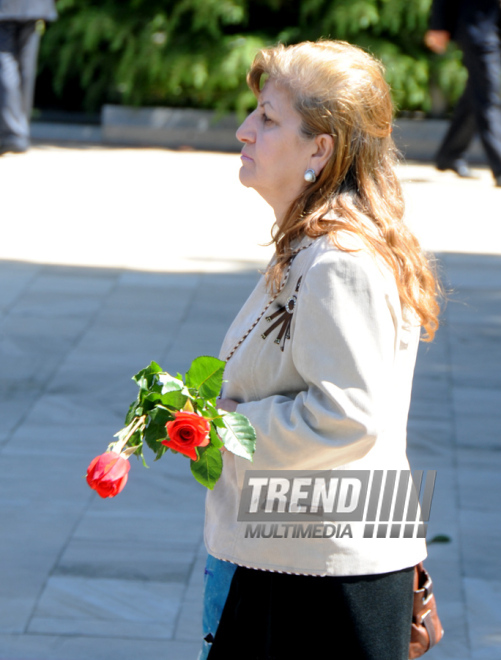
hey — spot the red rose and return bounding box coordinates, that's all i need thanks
[86,451,131,498]
[162,411,210,461]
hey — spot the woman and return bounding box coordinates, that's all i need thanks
[201,40,440,660]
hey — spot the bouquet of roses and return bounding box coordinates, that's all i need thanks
[86,356,256,496]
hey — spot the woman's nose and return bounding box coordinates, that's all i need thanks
[236,113,255,143]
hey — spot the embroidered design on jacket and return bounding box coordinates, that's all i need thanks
[261,277,302,351]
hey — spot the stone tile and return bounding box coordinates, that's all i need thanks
[440,253,501,290]
[174,595,203,642]
[56,353,165,387]
[416,600,469,660]
[58,505,204,583]
[173,546,206,642]
[0,262,40,310]
[445,290,501,327]
[28,268,118,295]
[4,422,119,459]
[8,291,105,320]
[119,271,201,289]
[457,466,501,513]
[410,375,452,403]
[1,313,89,341]
[55,539,197,583]
[422,637,471,660]
[21,392,124,426]
[28,576,185,639]
[0,633,200,660]
[0,452,93,503]
[455,419,501,453]
[457,446,501,472]
[465,578,501,660]
[73,328,171,353]
[100,284,197,312]
[453,386,501,420]
[0,508,91,633]
[0,596,38,634]
[71,506,204,545]
[408,400,452,422]
[459,510,501,581]
[424,540,461,597]
[0,393,43,437]
[449,327,501,389]
[44,362,159,404]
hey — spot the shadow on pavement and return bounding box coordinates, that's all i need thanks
[0,251,500,660]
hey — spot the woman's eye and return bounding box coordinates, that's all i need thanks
[262,114,273,124]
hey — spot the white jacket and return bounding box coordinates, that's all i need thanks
[205,233,427,576]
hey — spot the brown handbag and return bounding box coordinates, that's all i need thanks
[409,562,444,658]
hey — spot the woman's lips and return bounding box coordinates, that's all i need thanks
[241,151,254,162]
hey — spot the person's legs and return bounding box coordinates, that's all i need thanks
[198,555,237,660]
[18,20,40,133]
[208,566,414,660]
[0,20,38,153]
[461,37,501,180]
[435,81,477,171]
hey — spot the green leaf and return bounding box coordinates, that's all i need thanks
[218,412,256,462]
[144,390,187,410]
[185,356,225,400]
[132,361,163,390]
[143,406,172,452]
[190,444,223,489]
[125,399,141,425]
[204,402,226,428]
[158,372,184,393]
[127,429,143,448]
[153,444,168,461]
[209,425,224,449]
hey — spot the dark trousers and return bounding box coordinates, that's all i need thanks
[208,565,415,660]
[436,34,501,177]
[0,20,40,148]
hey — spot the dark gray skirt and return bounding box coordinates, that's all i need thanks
[208,564,414,660]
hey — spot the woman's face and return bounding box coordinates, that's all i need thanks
[236,80,318,218]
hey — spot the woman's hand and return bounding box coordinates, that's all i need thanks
[217,397,239,413]
[424,30,450,54]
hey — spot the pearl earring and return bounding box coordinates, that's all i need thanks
[304,168,316,183]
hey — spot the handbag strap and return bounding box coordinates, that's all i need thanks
[421,610,438,649]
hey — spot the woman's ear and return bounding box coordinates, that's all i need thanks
[311,134,334,173]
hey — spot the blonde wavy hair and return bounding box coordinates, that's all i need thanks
[247,40,440,341]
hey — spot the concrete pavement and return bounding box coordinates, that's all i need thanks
[0,142,500,659]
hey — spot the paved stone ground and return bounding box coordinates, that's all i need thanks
[0,143,500,659]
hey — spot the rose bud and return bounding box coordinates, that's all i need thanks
[86,451,131,498]
[162,411,210,461]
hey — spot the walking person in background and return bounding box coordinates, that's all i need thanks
[0,0,57,156]
[425,0,501,186]
[200,40,441,660]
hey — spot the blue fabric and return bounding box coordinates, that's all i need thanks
[198,555,237,660]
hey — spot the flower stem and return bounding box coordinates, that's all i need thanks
[113,415,147,454]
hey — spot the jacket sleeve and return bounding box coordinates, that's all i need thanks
[235,249,402,471]
[429,0,457,33]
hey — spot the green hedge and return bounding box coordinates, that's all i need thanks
[37,0,466,115]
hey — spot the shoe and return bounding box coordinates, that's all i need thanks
[0,138,29,156]
[436,159,473,178]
